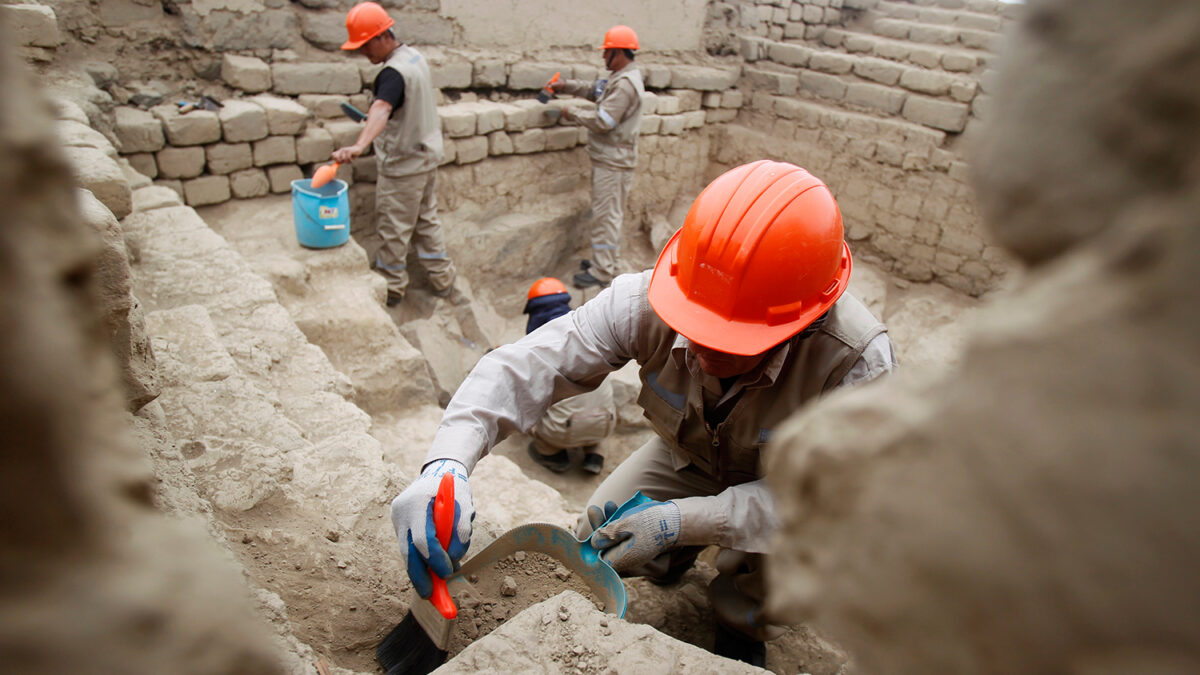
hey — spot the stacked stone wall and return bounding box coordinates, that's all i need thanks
[111,53,743,248]
[707,0,1020,294]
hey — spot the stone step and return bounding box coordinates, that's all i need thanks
[190,193,440,416]
[867,15,1006,52]
[907,0,1024,19]
[743,57,976,134]
[126,207,393,530]
[874,0,1010,33]
[817,27,993,74]
[742,92,954,163]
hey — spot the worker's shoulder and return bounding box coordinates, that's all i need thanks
[823,292,886,344]
[612,66,644,90]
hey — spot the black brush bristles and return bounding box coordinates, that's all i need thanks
[376,612,447,675]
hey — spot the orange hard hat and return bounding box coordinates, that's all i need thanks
[647,160,852,356]
[341,2,394,50]
[527,277,569,299]
[599,25,639,50]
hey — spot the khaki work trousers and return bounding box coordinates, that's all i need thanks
[372,169,455,298]
[573,437,781,641]
[588,164,634,283]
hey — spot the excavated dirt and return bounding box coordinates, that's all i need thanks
[446,551,603,656]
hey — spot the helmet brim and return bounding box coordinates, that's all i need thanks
[647,230,852,356]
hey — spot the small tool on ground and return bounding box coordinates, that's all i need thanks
[536,71,560,104]
[376,472,458,675]
[176,95,223,114]
[310,162,340,189]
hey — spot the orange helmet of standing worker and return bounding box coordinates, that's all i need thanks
[647,160,852,356]
[599,25,639,50]
[341,2,395,50]
[527,277,569,299]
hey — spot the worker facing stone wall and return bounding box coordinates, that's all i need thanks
[763,0,1200,672]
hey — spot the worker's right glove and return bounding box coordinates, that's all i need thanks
[390,458,474,599]
[588,499,682,573]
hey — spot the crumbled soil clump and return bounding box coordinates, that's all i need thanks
[447,551,603,655]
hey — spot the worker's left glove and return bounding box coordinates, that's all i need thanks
[589,499,682,573]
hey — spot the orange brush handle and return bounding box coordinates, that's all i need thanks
[429,472,457,619]
[545,71,560,88]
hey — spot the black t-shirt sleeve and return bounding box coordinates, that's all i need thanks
[372,68,406,116]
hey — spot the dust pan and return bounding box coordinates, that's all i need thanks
[311,162,340,189]
[442,491,653,625]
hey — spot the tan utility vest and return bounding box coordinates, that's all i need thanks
[374,45,444,177]
[634,293,886,486]
[589,64,644,170]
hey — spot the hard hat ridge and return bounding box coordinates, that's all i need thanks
[648,160,852,355]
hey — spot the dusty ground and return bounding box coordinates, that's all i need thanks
[447,551,602,655]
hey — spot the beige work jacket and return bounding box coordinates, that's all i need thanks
[560,63,644,170]
[374,45,443,177]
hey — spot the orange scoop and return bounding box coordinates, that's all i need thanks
[311,162,340,188]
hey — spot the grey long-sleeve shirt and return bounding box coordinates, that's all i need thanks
[425,271,896,552]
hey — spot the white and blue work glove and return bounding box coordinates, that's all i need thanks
[390,458,474,598]
[588,499,682,573]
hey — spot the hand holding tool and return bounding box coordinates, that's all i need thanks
[390,458,474,597]
[590,499,682,572]
[377,468,468,672]
[536,71,561,104]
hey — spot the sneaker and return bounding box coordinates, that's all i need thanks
[712,622,766,667]
[579,259,592,271]
[385,292,403,307]
[581,452,604,474]
[573,270,606,289]
[527,442,570,473]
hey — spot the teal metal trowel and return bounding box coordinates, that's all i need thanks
[413,491,652,648]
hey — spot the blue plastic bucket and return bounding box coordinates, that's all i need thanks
[291,178,350,249]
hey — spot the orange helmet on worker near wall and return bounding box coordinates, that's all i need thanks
[341,2,395,50]
[527,277,569,299]
[647,160,852,356]
[599,25,639,50]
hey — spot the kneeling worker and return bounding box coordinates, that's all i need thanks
[523,277,616,474]
[390,160,897,665]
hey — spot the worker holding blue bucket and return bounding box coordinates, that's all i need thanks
[333,2,459,307]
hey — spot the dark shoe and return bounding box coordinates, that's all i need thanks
[528,442,570,473]
[581,452,604,474]
[385,292,403,307]
[579,259,592,271]
[573,270,606,289]
[713,622,766,668]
